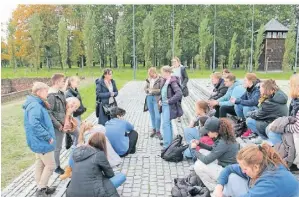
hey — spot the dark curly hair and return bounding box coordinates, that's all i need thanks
[219,118,236,143]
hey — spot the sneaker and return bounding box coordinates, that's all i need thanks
[241,129,253,138]
[55,166,65,175]
[150,130,156,138]
[45,186,56,195]
[156,132,163,140]
[189,164,195,171]
[290,164,299,174]
[36,188,47,197]
[250,136,263,144]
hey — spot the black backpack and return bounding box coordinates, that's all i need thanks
[161,135,188,162]
[227,114,247,137]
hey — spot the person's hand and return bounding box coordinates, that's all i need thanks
[191,141,197,149]
[189,120,194,128]
[49,138,54,144]
[158,100,162,106]
[209,100,218,107]
[213,184,224,197]
[110,92,115,97]
[230,97,236,104]
[59,125,63,131]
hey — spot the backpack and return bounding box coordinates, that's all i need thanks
[227,114,247,137]
[161,135,188,162]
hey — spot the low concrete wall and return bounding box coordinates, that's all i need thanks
[1,78,51,94]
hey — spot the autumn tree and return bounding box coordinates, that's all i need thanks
[7,20,17,70]
[29,14,43,71]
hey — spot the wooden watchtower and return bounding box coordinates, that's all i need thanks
[258,18,289,71]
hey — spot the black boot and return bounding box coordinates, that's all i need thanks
[55,166,65,175]
[45,186,56,195]
[36,188,47,197]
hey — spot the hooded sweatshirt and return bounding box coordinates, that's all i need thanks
[235,80,261,106]
[218,164,299,197]
[23,95,56,153]
[217,80,246,106]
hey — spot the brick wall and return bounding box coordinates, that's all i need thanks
[1,78,51,94]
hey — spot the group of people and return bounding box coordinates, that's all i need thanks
[23,57,299,197]
[23,71,140,197]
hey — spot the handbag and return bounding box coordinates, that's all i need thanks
[102,100,117,116]
[65,133,73,150]
[143,96,148,112]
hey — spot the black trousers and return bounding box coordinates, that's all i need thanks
[120,130,138,157]
[215,105,236,118]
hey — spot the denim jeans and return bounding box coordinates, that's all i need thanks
[246,118,267,139]
[110,173,126,188]
[218,174,249,197]
[162,103,173,148]
[146,95,161,131]
[265,126,282,146]
[234,104,258,118]
[183,127,200,158]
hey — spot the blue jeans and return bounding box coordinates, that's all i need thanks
[266,126,282,145]
[234,104,258,118]
[146,95,161,131]
[246,118,267,139]
[110,173,126,188]
[162,103,173,148]
[69,148,75,168]
[183,127,200,158]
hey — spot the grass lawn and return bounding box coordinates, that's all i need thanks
[0,66,293,188]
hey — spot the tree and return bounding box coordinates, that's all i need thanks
[218,55,227,69]
[254,24,265,70]
[282,23,296,71]
[174,23,182,58]
[142,13,155,67]
[198,17,213,70]
[240,48,250,69]
[115,15,128,67]
[83,8,95,68]
[29,14,43,71]
[7,20,16,70]
[228,33,238,68]
[58,17,68,70]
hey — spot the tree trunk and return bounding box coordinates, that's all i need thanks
[109,57,112,68]
[81,56,84,69]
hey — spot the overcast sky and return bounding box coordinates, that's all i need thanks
[1,3,18,39]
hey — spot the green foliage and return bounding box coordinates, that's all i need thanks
[254,24,265,71]
[240,48,250,69]
[282,23,296,71]
[115,15,128,67]
[174,23,182,58]
[58,17,68,70]
[7,20,16,69]
[228,33,238,68]
[83,8,96,68]
[142,13,155,67]
[198,17,213,70]
[29,14,43,71]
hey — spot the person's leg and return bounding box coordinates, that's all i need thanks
[243,106,258,118]
[246,118,258,134]
[153,99,162,134]
[219,105,236,117]
[193,159,223,192]
[266,126,282,146]
[110,173,126,188]
[222,174,249,197]
[162,103,172,148]
[70,129,79,146]
[234,104,244,118]
[54,129,64,169]
[35,153,45,189]
[183,127,200,158]
[146,96,156,132]
[127,130,138,154]
[214,106,220,118]
[39,151,56,188]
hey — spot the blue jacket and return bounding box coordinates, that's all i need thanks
[235,81,260,106]
[105,118,134,156]
[23,95,56,154]
[217,80,245,106]
[218,164,299,197]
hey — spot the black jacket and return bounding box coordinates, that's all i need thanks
[66,146,119,197]
[65,87,86,117]
[209,78,228,100]
[47,88,66,130]
[235,80,261,106]
[180,66,189,97]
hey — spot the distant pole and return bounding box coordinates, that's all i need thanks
[250,4,255,73]
[172,4,175,58]
[213,5,216,73]
[133,5,136,80]
[295,20,299,74]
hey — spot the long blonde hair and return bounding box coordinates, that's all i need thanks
[78,121,94,145]
[290,74,299,99]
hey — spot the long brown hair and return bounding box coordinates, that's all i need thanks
[78,121,94,145]
[88,132,107,156]
[218,118,236,143]
[237,143,288,178]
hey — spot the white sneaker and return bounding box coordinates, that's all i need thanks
[251,136,263,144]
[189,164,195,171]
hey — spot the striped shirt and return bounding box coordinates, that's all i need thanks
[286,110,299,133]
